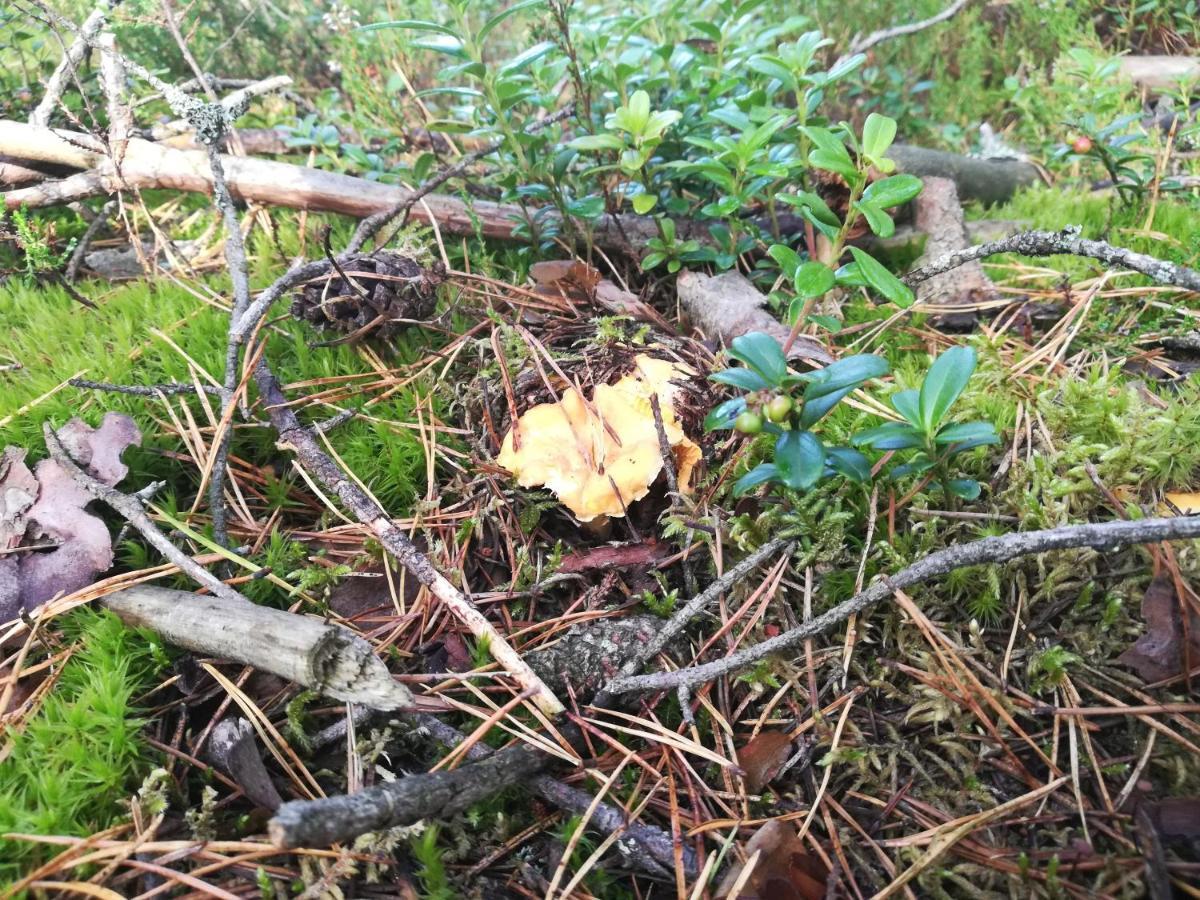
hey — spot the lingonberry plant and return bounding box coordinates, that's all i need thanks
[705,332,888,495]
[852,346,999,501]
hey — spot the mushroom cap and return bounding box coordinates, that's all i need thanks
[497,355,701,523]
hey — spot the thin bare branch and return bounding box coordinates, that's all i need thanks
[607,515,1200,695]
[904,226,1200,293]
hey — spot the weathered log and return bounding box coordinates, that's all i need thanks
[676,269,833,365]
[889,144,1039,206]
[102,585,414,710]
[911,176,999,329]
[1119,56,1200,93]
[2,121,1040,254]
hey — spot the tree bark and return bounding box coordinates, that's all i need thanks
[102,585,415,710]
[889,144,1040,206]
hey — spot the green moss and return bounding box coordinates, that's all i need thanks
[0,609,166,880]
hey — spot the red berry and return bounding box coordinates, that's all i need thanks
[1072,136,1093,154]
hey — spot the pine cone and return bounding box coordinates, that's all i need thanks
[291,252,445,340]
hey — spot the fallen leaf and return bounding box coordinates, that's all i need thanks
[0,414,141,623]
[497,355,700,523]
[738,730,793,793]
[1119,573,1200,682]
[558,540,670,574]
[715,819,828,900]
[531,259,667,326]
[1142,797,1200,839]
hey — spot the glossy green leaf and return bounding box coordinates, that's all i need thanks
[357,18,458,36]
[500,41,556,74]
[632,193,657,214]
[862,113,897,160]
[890,389,922,428]
[934,421,999,446]
[727,332,788,387]
[710,368,770,390]
[775,431,825,489]
[767,244,803,279]
[825,447,871,482]
[847,247,915,307]
[568,133,625,152]
[862,174,923,208]
[705,397,747,431]
[806,354,890,399]
[853,201,894,238]
[851,421,924,450]
[733,463,780,495]
[478,0,545,43]
[943,478,982,500]
[793,261,835,299]
[918,346,977,433]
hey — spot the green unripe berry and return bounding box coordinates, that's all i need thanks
[734,411,763,434]
[765,395,793,422]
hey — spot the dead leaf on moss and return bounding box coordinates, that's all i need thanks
[496,354,700,523]
[530,259,667,326]
[1119,573,1200,682]
[0,413,142,623]
[715,819,828,900]
[739,730,793,793]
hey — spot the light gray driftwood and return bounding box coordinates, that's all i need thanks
[677,269,833,365]
[103,585,413,710]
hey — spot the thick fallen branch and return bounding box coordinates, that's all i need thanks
[904,227,1200,293]
[1,121,1039,250]
[677,270,832,364]
[103,585,415,709]
[607,515,1200,695]
[270,737,548,848]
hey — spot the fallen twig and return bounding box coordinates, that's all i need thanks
[253,361,565,717]
[592,537,793,708]
[28,0,118,127]
[607,515,1200,695]
[904,226,1200,293]
[848,0,973,55]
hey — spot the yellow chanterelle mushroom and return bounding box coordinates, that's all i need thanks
[496,355,701,523]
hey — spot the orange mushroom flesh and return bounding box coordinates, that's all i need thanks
[496,355,701,523]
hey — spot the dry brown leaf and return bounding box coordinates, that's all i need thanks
[496,355,700,522]
[0,413,141,623]
[1119,572,1200,682]
[738,730,793,793]
[530,259,666,325]
[715,819,828,900]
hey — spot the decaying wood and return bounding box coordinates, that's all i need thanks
[888,144,1040,206]
[1,122,1040,254]
[102,585,415,710]
[1119,56,1200,93]
[208,717,283,811]
[904,227,1200,293]
[270,738,548,848]
[911,176,999,327]
[608,514,1200,696]
[676,270,833,365]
